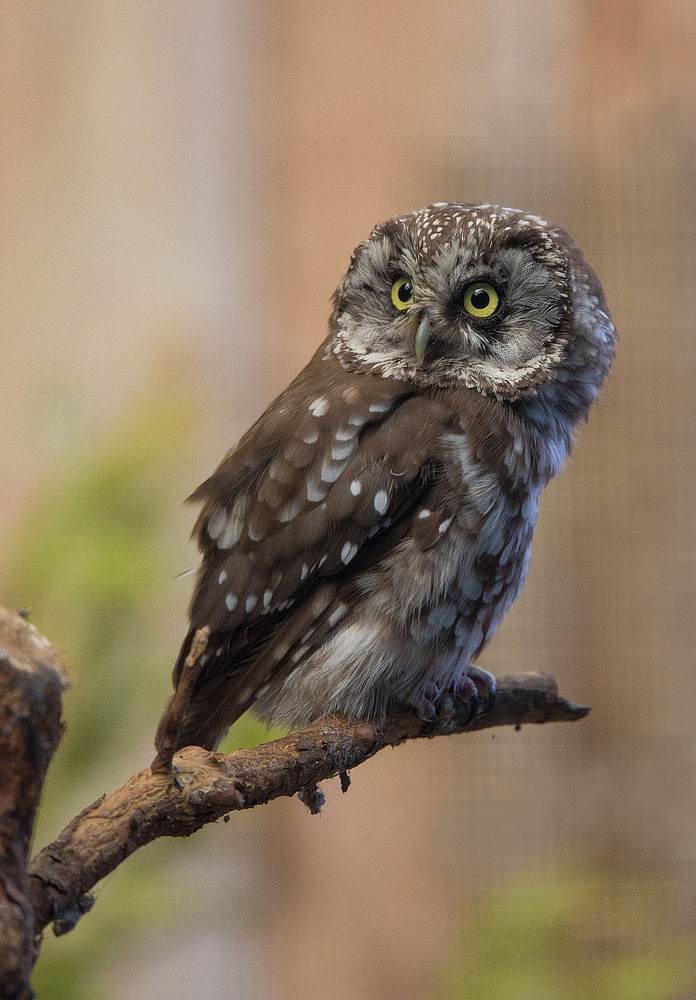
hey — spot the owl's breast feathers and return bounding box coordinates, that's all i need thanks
[168,348,560,749]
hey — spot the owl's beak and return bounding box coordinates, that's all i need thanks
[414,314,431,366]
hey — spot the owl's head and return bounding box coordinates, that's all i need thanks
[331,203,616,418]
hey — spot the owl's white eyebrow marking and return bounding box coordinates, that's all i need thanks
[328,603,348,627]
[307,480,328,502]
[225,593,237,611]
[374,490,388,515]
[218,569,228,584]
[368,401,391,413]
[341,541,358,564]
[302,428,319,444]
[245,594,258,613]
[350,479,362,496]
[309,397,330,416]
[278,498,302,522]
[417,509,431,519]
[263,588,273,608]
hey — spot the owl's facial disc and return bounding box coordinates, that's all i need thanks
[331,203,586,398]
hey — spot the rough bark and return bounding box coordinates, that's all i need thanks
[0,608,69,1000]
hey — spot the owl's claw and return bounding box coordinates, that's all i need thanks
[465,664,497,712]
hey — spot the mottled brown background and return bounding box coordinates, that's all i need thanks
[2,1,695,997]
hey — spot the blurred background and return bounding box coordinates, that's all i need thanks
[1,0,695,997]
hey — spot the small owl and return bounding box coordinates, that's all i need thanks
[158,203,616,753]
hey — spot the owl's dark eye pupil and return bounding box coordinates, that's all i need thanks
[470,288,490,310]
[397,281,413,303]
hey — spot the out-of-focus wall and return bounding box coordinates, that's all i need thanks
[2,1,696,998]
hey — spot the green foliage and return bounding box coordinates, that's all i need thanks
[436,864,696,1000]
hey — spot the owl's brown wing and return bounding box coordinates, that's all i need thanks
[168,352,456,749]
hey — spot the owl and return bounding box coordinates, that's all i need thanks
[157,202,616,754]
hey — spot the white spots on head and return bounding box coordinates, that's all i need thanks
[245,594,258,613]
[321,457,347,483]
[341,540,358,564]
[369,400,391,413]
[350,479,362,496]
[428,603,458,631]
[348,412,367,426]
[309,396,330,417]
[206,508,226,540]
[418,508,431,519]
[328,603,348,628]
[263,588,273,609]
[300,563,309,581]
[331,440,355,461]
[302,428,319,444]
[267,458,282,480]
[374,490,389,515]
[225,593,237,612]
[278,498,302,523]
[218,569,228,585]
[438,517,452,535]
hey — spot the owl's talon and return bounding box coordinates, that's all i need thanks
[466,665,497,712]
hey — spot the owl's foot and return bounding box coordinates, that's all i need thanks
[413,666,496,730]
[465,664,497,712]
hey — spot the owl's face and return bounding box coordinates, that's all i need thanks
[332,203,614,405]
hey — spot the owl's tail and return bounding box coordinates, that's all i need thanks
[154,629,253,757]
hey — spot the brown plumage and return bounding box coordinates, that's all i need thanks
[157,203,616,752]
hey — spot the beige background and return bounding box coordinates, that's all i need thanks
[2,1,696,997]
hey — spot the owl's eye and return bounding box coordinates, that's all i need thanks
[463,282,500,318]
[391,276,414,310]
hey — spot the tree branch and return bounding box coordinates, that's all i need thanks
[27,670,588,938]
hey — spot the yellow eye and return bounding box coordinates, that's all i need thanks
[463,282,500,318]
[391,276,414,310]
